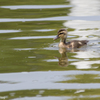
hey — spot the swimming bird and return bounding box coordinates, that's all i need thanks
[53,29,89,48]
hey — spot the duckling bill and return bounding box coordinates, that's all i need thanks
[53,29,89,48]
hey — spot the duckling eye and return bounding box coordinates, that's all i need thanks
[59,33,63,35]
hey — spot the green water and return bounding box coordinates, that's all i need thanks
[0,0,100,100]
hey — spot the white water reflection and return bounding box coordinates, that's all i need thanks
[64,0,100,42]
[9,36,56,40]
[63,0,100,70]
[28,56,36,58]
[0,96,8,99]
[71,48,100,69]
[44,59,79,62]
[71,60,100,69]
[33,29,55,32]
[68,30,100,40]
[43,47,58,50]
[0,5,73,10]
[11,95,100,100]
[9,35,75,40]
[68,0,100,16]
[64,20,100,30]
[0,30,21,33]
[11,96,71,100]
[14,48,36,51]
[0,16,100,22]
[74,89,85,94]
[0,71,100,92]
[74,51,100,58]
[0,29,55,34]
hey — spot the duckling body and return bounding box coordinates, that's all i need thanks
[54,29,88,48]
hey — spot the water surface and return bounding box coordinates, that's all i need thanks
[0,0,100,100]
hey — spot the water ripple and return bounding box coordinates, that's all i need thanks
[0,71,100,92]
[11,95,100,100]
[0,16,100,22]
[0,30,21,33]
[0,5,73,10]
[9,35,75,40]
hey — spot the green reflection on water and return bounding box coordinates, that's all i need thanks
[0,20,76,73]
[0,21,66,30]
[0,0,100,99]
[0,48,76,73]
[0,0,69,5]
[0,89,100,100]
[57,74,100,83]
[0,7,71,18]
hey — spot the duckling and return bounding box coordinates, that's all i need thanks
[53,29,89,48]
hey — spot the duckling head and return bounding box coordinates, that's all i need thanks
[53,29,67,41]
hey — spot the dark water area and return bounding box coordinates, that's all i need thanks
[0,0,100,100]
